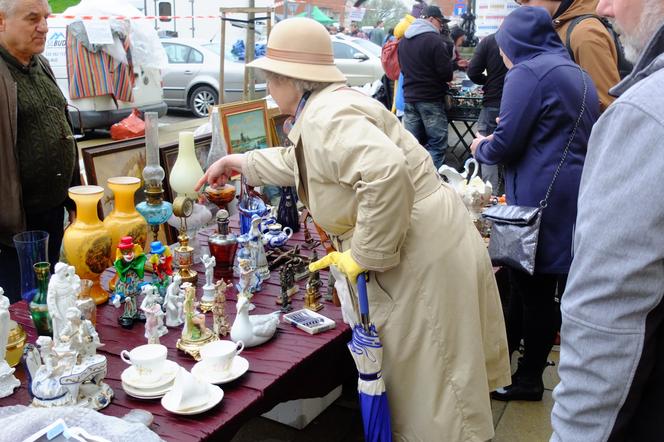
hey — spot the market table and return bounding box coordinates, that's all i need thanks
[0,223,356,441]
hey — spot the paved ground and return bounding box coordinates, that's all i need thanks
[230,350,559,441]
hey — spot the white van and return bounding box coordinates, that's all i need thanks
[44,17,167,131]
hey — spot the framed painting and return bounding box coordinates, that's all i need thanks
[219,99,272,154]
[82,138,146,218]
[269,113,291,147]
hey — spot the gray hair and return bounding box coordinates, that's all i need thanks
[261,69,333,95]
[0,0,16,15]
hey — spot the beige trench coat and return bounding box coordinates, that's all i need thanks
[244,83,510,441]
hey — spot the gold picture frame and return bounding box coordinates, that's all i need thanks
[219,99,272,154]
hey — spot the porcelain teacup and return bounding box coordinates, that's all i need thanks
[121,344,167,384]
[200,340,244,373]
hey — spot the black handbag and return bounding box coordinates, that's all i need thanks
[481,68,588,275]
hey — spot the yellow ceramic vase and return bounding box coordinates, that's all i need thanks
[63,185,112,305]
[104,176,148,255]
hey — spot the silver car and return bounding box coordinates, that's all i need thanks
[161,38,266,117]
[331,35,384,86]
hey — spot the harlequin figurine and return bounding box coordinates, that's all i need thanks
[212,280,231,337]
[112,236,147,328]
[149,241,173,296]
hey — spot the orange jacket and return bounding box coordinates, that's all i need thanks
[553,0,621,112]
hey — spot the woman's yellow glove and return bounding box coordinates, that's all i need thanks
[309,250,365,282]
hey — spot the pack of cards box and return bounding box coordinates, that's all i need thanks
[283,309,336,335]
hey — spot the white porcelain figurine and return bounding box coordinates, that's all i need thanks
[200,254,217,306]
[230,295,280,348]
[140,285,167,344]
[47,262,78,345]
[0,288,20,398]
[164,274,184,327]
[23,306,113,409]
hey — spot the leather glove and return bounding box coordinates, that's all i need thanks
[309,250,365,283]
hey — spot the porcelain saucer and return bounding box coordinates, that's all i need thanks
[122,379,173,399]
[191,356,249,385]
[121,359,179,390]
[161,383,224,415]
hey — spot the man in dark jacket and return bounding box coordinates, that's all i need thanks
[397,5,453,169]
[470,6,599,402]
[467,33,508,193]
[0,0,79,303]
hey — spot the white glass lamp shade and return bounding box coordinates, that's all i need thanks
[170,131,204,199]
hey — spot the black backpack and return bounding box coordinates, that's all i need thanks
[565,14,633,79]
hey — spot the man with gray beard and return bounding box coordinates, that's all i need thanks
[551,0,664,440]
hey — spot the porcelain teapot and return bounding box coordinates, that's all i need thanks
[262,223,293,249]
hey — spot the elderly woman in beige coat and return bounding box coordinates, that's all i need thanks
[197,17,510,442]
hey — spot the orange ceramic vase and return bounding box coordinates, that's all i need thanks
[103,176,148,256]
[63,186,112,305]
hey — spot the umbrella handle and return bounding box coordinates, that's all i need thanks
[357,272,370,319]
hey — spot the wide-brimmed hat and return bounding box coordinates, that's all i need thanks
[423,5,451,23]
[247,17,346,83]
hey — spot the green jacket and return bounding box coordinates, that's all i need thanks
[0,54,80,246]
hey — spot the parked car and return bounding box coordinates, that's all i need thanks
[331,34,384,86]
[161,38,266,117]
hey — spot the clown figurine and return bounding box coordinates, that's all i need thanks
[113,236,147,328]
[149,241,173,296]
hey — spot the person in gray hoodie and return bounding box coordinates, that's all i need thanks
[551,0,664,440]
[397,5,453,169]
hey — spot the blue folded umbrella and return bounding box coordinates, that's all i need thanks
[348,273,392,442]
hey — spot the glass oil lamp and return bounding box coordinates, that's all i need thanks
[136,112,173,243]
[173,196,198,285]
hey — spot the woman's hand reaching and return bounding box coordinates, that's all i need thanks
[195,154,245,191]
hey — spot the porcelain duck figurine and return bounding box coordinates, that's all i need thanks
[230,296,280,348]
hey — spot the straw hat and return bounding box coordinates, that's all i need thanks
[247,17,346,83]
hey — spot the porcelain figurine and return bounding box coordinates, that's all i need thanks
[140,285,167,344]
[149,241,173,296]
[230,295,280,348]
[199,254,217,313]
[176,284,217,360]
[212,280,231,337]
[65,265,81,295]
[439,158,493,221]
[247,215,270,283]
[23,307,113,410]
[47,262,78,345]
[112,236,147,329]
[236,257,260,300]
[0,288,20,398]
[164,274,184,327]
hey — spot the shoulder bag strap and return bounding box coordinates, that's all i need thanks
[540,67,588,209]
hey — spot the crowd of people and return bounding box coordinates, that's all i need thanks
[3,0,664,439]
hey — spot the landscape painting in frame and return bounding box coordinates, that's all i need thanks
[220,99,272,154]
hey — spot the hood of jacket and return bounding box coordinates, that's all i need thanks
[553,0,598,21]
[612,22,664,97]
[495,6,568,65]
[405,18,438,39]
